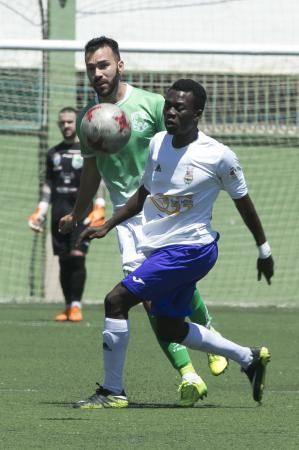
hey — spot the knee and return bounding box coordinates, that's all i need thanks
[104,284,128,319]
[156,318,188,343]
[69,249,85,258]
[156,325,174,343]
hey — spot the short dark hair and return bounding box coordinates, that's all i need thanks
[58,106,77,115]
[84,36,120,60]
[169,79,207,111]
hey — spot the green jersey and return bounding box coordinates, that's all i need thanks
[77,84,165,209]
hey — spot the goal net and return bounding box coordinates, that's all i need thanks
[0,40,298,306]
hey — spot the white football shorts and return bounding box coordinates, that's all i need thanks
[115,213,146,273]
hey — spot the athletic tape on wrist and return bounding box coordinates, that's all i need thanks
[258,241,271,259]
[95,197,106,207]
[38,200,49,217]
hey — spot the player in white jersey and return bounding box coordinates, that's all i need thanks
[140,132,247,251]
[59,37,227,407]
[74,79,273,409]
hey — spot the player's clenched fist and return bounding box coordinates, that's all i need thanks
[59,213,77,234]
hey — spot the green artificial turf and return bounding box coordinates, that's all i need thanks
[1,304,298,449]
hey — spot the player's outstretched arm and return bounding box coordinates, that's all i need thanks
[79,185,149,242]
[59,157,101,234]
[233,194,274,285]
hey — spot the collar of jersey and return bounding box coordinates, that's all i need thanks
[94,83,132,106]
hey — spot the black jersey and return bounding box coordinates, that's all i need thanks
[46,141,89,220]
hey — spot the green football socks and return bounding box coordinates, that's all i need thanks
[147,313,192,370]
[189,288,212,327]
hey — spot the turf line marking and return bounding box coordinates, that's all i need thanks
[0,388,37,392]
[268,390,299,394]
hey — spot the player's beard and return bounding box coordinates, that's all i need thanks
[63,129,77,142]
[94,70,121,100]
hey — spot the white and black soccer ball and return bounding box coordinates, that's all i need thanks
[80,103,131,155]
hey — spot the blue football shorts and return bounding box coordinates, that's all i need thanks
[122,242,218,318]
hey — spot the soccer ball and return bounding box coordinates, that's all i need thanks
[80,103,131,155]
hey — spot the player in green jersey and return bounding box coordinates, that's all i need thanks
[59,36,228,407]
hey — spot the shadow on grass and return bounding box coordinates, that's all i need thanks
[128,402,254,409]
[40,401,254,410]
[41,417,90,421]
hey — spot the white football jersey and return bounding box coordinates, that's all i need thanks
[139,130,248,252]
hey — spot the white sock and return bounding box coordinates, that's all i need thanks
[182,322,253,369]
[71,301,81,309]
[102,318,130,394]
[182,372,204,384]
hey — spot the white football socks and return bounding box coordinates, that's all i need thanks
[182,322,253,369]
[102,318,130,394]
[70,301,81,309]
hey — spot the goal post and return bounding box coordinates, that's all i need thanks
[2,39,298,141]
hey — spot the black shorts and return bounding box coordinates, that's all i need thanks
[51,219,89,257]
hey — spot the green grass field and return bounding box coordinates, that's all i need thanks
[1,304,298,449]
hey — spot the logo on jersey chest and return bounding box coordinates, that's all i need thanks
[130,111,150,132]
[72,154,83,169]
[53,152,61,167]
[150,194,193,215]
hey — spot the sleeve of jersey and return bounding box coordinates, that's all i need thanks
[79,139,97,159]
[217,148,248,199]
